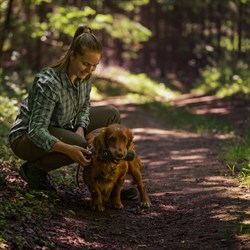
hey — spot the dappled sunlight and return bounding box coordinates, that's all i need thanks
[51,224,104,248]
[194,107,230,115]
[175,94,219,106]
[133,127,173,136]
[209,205,243,221]
[172,166,200,171]
[159,204,177,212]
[150,171,169,178]
[175,94,234,116]
[170,148,209,161]
[132,127,199,138]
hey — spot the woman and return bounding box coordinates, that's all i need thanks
[9,26,125,192]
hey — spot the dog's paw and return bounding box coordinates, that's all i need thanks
[140,199,151,208]
[91,203,105,212]
[112,202,124,210]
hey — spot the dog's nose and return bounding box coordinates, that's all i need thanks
[116,152,124,159]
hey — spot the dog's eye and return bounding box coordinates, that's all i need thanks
[122,137,128,142]
[108,137,116,143]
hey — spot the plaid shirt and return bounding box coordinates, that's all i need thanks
[9,68,92,152]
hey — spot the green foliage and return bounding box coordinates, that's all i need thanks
[95,67,178,101]
[115,0,149,11]
[0,187,59,249]
[194,59,250,99]
[49,165,76,187]
[0,96,19,146]
[45,6,95,38]
[106,15,152,45]
[0,68,31,148]
[0,190,59,221]
[45,6,152,51]
[0,69,29,99]
[220,118,250,182]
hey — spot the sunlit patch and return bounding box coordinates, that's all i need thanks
[175,94,218,106]
[170,148,209,161]
[194,107,230,115]
[209,207,239,221]
[52,223,104,248]
[148,211,162,217]
[172,166,196,170]
[132,127,198,137]
[159,204,177,211]
[151,191,167,197]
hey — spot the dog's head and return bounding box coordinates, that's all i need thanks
[92,123,134,162]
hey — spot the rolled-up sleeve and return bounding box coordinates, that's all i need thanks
[28,79,60,152]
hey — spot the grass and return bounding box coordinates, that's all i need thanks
[193,59,250,100]
[219,118,250,181]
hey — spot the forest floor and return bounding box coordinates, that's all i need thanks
[2,93,250,249]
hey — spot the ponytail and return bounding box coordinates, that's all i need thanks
[51,25,102,72]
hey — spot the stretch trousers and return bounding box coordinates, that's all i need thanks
[10,105,120,172]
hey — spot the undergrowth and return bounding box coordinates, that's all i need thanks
[219,118,250,184]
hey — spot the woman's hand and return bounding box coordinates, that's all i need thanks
[52,141,91,167]
[67,145,92,166]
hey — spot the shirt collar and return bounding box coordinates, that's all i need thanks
[60,71,86,89]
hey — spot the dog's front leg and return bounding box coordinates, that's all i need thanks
[128,158,151,208]
[111,176,125,209]
[89,186,105,212]
[84,176,105,211]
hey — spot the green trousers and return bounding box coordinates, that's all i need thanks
[11,105,120,172]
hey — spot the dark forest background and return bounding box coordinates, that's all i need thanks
[1,0,250,95]
[1,2,250,248]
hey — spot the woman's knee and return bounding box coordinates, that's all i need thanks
[49,127,87,148]
[106,105,121,124]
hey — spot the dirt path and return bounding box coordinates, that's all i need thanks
[36,95,250,250]
[6,95,250,250]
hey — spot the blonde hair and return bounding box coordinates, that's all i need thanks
[51,26,103,72]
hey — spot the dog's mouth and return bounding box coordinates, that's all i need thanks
[113,158,122,164]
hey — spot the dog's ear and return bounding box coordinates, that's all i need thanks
[93,128,107,157]
[126,128,134,150]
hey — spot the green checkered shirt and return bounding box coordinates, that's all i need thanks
[9,68,92,152]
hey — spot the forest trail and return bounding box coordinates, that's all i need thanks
[3,94,250,250]
[44,95,250,250]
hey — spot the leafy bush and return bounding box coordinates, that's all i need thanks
[95,67,179,102]
[194,59,250,99]
[220,119,250,180]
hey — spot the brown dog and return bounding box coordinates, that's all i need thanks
[84,123,151,211]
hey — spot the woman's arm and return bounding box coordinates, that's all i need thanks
[52,140,91,167]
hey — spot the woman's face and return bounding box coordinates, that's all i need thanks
[68,50,101,81]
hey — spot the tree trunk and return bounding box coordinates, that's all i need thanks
[237,2,243,58]
[216,2,222,59]
[0,0,14,66]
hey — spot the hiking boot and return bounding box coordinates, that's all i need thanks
[121,187,139,200]
[19,162,56,191]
